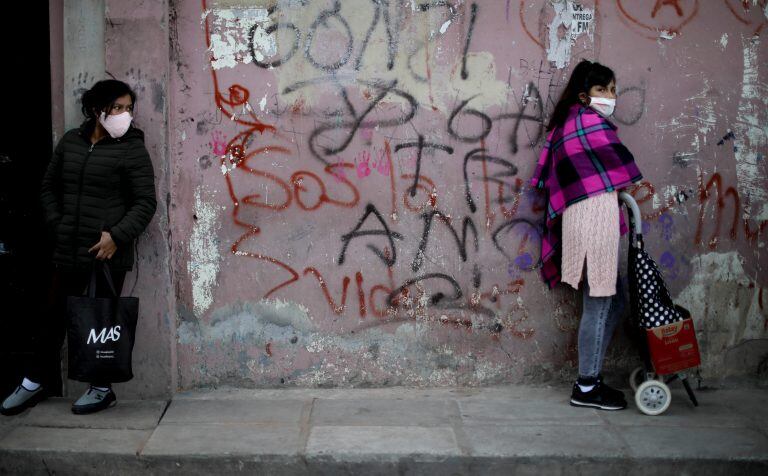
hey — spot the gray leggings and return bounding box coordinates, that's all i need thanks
[578,275,626,378]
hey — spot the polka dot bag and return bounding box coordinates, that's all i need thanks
[625,208,685,329]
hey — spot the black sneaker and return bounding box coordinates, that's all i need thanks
[570,382,627,410]
[596,375,627,404]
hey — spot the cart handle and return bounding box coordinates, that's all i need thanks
[619,192,643,236]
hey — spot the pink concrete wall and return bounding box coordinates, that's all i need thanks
[49,1,176,398]
[103,0,176,397]
[162,0,768,389]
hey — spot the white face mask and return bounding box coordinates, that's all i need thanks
[588,96,616,118]
[99,111,133,138]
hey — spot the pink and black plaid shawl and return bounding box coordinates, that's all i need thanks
[529,104,643,289]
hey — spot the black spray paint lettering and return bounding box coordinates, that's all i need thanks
[304,1,355,72]
[717,131,735,146]
[493,82,544,155]
[394,135,454,197]
[248,19,301,69]
[406,1,460,83]
[338,203,403,267]
[462,148,519,213]
[354,0,383,70]
[411,210,479,272]
[491,218,543,268]
[447,83,544,153]
[472,263,481,289]
[387,273,463,308]
[448,96,493,143]
[387,272,495,318]
[461,3,478,80]
[380,0,403,70]
[286,78,417,165]
[247,1,468,78]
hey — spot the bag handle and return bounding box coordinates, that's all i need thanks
[619,191,644,250]
[87,261,118,298]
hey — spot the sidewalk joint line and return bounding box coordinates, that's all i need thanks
[298,397,316,458]
[449,399,472,456]
[156,398,173,425]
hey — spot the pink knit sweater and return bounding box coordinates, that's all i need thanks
[560,191,619,297]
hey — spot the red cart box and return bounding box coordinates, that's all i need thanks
[646,318,701,375]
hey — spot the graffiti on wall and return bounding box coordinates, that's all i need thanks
[201,0,560,331]
[174,0,767,387]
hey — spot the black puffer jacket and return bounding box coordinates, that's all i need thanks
[41,121,157,271]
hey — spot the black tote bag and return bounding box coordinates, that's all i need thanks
[67,263,139,383]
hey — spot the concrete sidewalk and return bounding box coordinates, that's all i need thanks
[0,384,766,475]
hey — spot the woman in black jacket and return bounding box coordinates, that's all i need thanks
[1,80,156,416]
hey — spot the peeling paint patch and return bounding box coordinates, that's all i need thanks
[447,52,511,110]
[259,93,268,111]
[188,187,223,317]
[689,79,718,139]
[653,185,688,210]
[546,1,594,69]
[208,8,273,70]
[177,297,525,387]
[658,30,677,40]
[675,251,767,380]
[734,36,768,215]
[656,78,718,147]
[178,299,313,345]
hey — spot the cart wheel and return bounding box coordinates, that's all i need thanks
[629,366,645,392]
[635,380,672,416]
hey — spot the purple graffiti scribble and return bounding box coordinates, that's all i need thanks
[515,252,533,269]
[659,251,678,280]
[507,261,519,278]
[506,252,536,278]
[658,213,674,241]
[526,190,538,204]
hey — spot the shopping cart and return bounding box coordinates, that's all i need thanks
[618,192,701,416]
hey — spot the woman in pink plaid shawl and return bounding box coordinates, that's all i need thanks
[530,60,643,411]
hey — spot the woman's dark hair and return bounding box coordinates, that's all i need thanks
[80,79,136,120]
[546,60,615,131]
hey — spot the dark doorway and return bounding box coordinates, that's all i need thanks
[0,4,56,397]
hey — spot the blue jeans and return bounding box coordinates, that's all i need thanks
[578,275,626,379]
